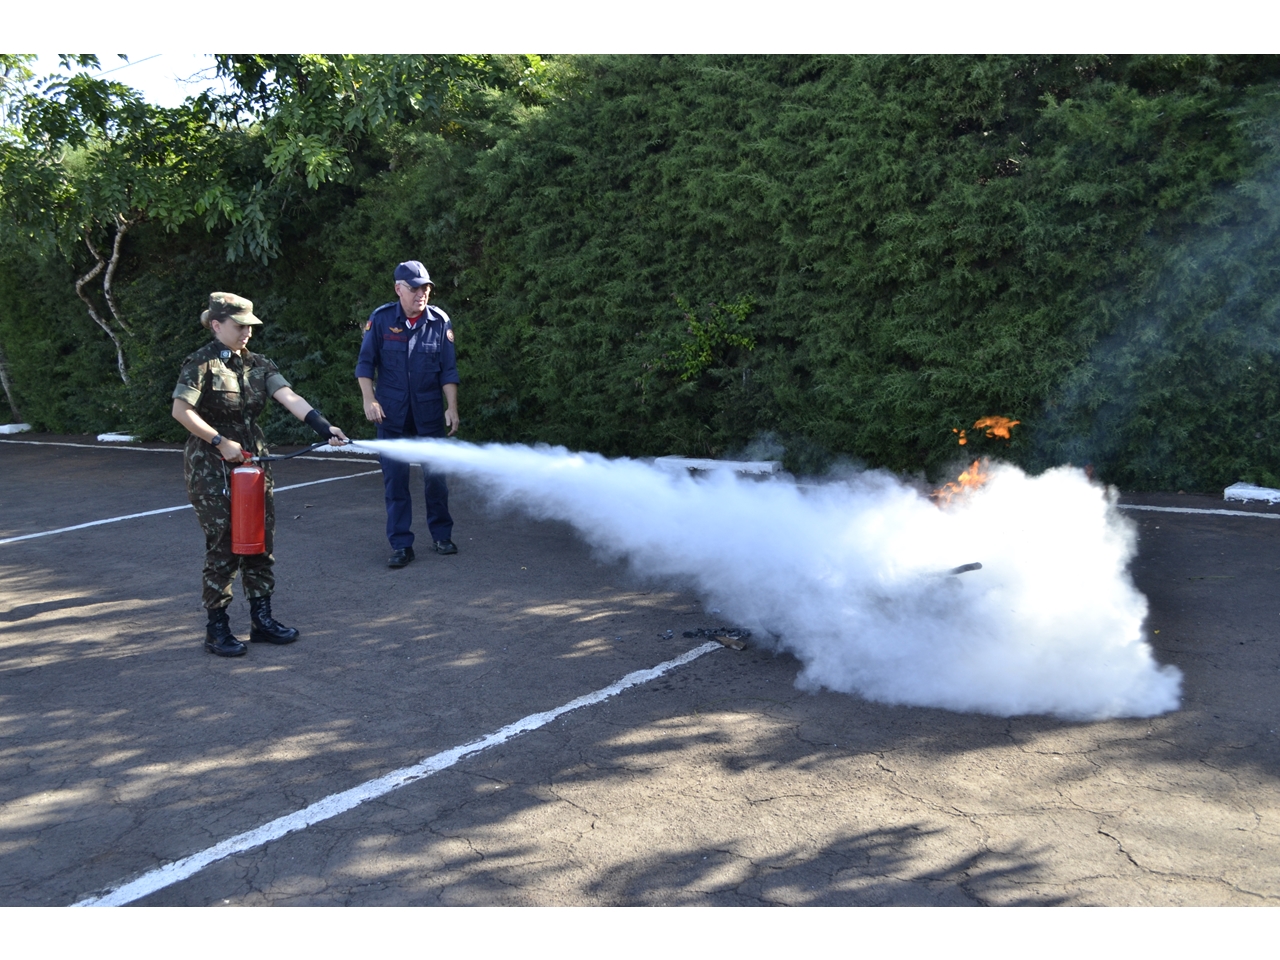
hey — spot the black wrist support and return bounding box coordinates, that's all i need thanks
[304,409,333,438]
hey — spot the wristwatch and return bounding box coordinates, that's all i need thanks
[210,434,223,447]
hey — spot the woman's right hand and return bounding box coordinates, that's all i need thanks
[217,437,246,463]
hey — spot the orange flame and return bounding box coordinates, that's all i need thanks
[973,415,1020,441]
[953,416,1020,446]
[936,416,1018,504]
[932,458,990,505]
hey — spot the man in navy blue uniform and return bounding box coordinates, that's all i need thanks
[356,260,461,568]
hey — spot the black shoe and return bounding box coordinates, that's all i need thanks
[388,546,415,568]
[249,596,300,644]
[433,540,458,556]
[204,607,247,657]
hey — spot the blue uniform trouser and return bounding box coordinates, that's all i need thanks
[377,409,453,549]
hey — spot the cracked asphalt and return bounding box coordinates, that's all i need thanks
[2,436,1278,906]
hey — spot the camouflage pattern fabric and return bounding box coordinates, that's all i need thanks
[205,291,262,325]
[172,340,290,457]
[174,341,290,609]
[186,449,276,608]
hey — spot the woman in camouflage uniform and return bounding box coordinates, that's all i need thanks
[171,292,349,658]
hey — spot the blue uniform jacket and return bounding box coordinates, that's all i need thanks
[355,301,459,432]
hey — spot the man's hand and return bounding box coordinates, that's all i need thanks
[443,383,459,436]
[328,426,350,446]
[358,377,384,424]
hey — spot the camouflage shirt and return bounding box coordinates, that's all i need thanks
[173,340,290,457]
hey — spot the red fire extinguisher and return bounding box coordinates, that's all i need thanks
[230,461,266,555]
[226,438,343,554]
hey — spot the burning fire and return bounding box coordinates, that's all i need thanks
[974,415,1020,440]
[935,416,1020,504]
[953,415,1021,446]
[932,458,990,505]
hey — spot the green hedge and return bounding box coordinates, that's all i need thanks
[4,55,1280,490]
[433,55,1280,484]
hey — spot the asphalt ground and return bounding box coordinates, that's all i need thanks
[1,435,1278,907]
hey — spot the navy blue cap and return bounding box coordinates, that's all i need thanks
[394,260,432,287]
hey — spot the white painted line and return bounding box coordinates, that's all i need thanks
[0,504,195,544]
[0,438,382,465]
[73,640,723,907]
[0,439,181,453]
[0,471,381,545]
[274,470,382,494]
[1118,503,1280,520]
[15,439,1277,521]
[292,455,381,465]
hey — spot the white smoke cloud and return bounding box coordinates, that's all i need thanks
[354,438,1181,720]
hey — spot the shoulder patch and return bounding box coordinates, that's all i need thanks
[446,328,454,342]
[364,319,372,332]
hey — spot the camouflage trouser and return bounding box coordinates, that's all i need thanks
[184,442,275,609]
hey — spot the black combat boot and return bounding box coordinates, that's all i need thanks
[205,606,247,657]
[249,596,300,644]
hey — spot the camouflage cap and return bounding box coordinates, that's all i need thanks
[205,292,262,326]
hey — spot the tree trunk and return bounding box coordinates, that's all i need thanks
[77,230,130,383]
[101,217,134,336]
[0,339,22,423]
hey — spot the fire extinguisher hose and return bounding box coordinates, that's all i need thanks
[245,439,353,463]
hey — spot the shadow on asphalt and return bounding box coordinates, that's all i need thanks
[3,439,1279,905]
